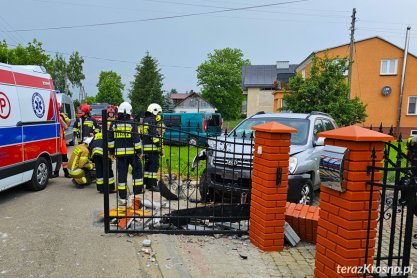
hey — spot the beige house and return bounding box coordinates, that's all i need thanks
[242,61,296,116]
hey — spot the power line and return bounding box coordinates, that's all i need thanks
[6,0,308,32]
[5,42,195,69]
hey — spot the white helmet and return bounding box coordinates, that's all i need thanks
[83,136,94,145]
[147,103,162,116]
[118,102,132,115]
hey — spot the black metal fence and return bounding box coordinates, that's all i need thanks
[365,127,417,277]
[101,110,254,235]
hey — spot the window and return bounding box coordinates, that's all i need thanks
[333,59,349,76]
[322,119,336,131]
[163,115,181,127]
[408,96,417,115]
[301,70,306,79]
[313,119,326,141]
[410,130,417,137]
[64,103,72,119]
[380,59,398,75]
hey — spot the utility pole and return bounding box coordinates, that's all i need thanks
[64,74,69,96]
[347,8,356,99]
[396,26,411,136]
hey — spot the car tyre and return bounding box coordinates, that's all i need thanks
[27,157,50,191]
[198,169,214,202]
[298,180,314,205]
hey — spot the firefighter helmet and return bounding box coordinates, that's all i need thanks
[118,102,132,115]
[147,103,162,116]
[83,136,94,145]
[107,107,115,117]
[80,104,91,113]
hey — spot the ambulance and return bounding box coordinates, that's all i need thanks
[0,62,61,192]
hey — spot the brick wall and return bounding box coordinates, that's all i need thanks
[285,202,320,244]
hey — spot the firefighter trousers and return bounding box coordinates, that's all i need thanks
[68,168,95,186]
[93,156,115,193]
[144,151,159,189]
[116,155,143,199]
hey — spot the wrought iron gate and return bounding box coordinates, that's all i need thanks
[100,110,253,235]
[365,131,417,277]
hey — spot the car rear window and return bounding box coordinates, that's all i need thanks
[206,114,221,126]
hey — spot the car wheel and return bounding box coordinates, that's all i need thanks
[198,169,213,202]
[298,180,314,205]
[188,136,198,146]
[27,157,50,191]
[68,133,75,146]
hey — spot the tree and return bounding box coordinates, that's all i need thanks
[282,55,367,126]
[96,71,124,105]
[0,39,85,98]
[169,88,178,94]
[85,96,96,105]
[197,48,250,120]
[162,93,176,113]
[129,52,164,115]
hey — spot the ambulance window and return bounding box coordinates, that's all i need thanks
[65,103,72,118]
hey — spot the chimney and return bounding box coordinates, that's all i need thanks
[276,61,289,69]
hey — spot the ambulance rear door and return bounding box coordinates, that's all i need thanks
[0,64,23,190]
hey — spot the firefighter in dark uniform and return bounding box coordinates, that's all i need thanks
[90,131,115,193]
[142,103,164,192]
[108,102,143,205]
[73,104,100,143]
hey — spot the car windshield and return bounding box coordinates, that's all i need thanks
[91,108,106,116]
[229,117,309,145]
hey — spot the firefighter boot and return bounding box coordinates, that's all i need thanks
[63,168,71,178]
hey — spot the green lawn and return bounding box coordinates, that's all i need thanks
[223,119,242,132]
[161,145,206,179]
[386,141,408,182]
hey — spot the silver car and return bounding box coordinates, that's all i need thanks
[197,111,337,205]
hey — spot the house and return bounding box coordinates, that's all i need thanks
[293,36,417,136]
[242,61,297,116]
[171,92,216,113]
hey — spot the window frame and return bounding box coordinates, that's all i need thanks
[407,96,417,115]
[380,59,398,75]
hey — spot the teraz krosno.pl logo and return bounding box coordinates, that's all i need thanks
[337,264,414,275]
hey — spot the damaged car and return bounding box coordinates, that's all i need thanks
[195,111,337,205]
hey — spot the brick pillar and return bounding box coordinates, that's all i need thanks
[249,122,297,252]
[314,126,393,277]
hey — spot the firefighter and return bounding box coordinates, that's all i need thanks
[108,102,143,205]
[73,104,100,144]
[142,103,164,192]
[90,131,115,193]
[107,107,116,129]
[68,136,95,188]
[58,103,71,178]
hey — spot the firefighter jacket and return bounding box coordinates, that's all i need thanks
[108,117,141,156]
[142,115,162,152]
[68,143,94,171]
[73,115,99,141]
[90,133,112,159]
[60,112,71,131]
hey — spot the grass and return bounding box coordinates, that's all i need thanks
[223,119,242,132]
[385,141,409,182]
[161,145,206,179]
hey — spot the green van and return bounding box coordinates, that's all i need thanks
[161,112,222,145]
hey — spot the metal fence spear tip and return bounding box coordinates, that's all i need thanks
[158,179,179,200]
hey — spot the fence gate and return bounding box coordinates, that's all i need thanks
[366,133,417,278]
[101,110,253,235]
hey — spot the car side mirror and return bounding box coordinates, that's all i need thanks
[314,137,325,146]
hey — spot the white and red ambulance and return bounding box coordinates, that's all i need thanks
[0,62,61,192]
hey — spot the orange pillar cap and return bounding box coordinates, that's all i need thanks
[318,125,394,142]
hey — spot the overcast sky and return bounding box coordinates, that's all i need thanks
[2,0,417,101]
